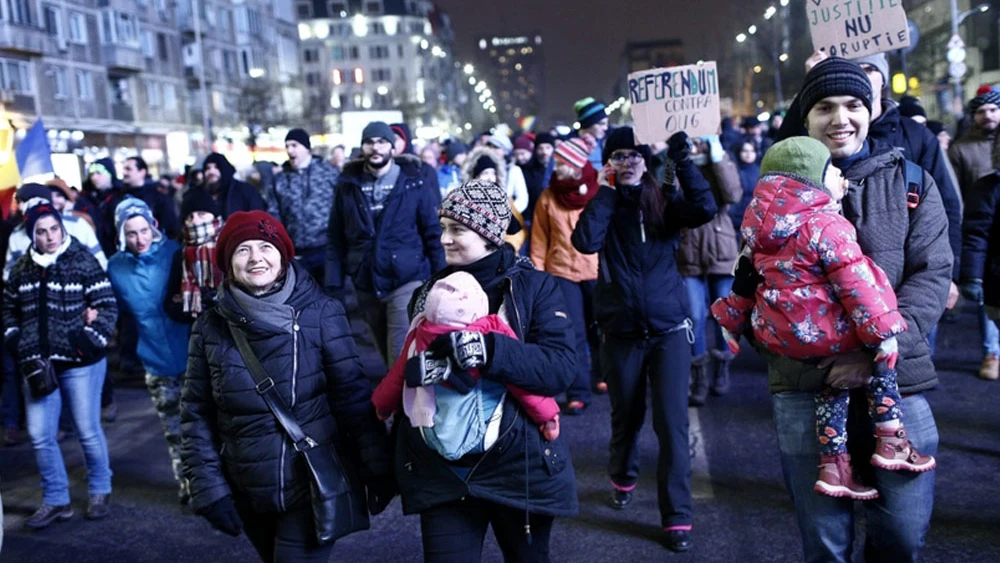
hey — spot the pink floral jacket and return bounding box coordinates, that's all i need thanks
[711,174,905,359]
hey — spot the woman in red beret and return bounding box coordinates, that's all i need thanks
[179,211,395,562]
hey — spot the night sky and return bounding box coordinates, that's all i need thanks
[434,0,775,126]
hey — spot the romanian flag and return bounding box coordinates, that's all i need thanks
[518,115,537,133]
[0,118,53,218]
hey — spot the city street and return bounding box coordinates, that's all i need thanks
[2,304,998,562]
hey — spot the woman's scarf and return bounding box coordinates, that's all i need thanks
[548,163,599,210]
[181,216,224,314]
[29,234,71,268]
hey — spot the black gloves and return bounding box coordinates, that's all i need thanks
[666,131,692,163]
[428,332,491,371]
[198,496,243,536]
[366,475,398,516]
[403,352,476,394]
[731,254,763,299]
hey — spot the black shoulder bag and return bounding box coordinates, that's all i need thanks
[227,321,369,545]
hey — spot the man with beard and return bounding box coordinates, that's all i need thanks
[326,121,445,369]
[521,133,557,225]
[265,128,340,285]
[193,153,265,220]
[949,88,1000,380]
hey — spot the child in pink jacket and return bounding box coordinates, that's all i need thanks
[711,137,935,501]
[372,271,560,440]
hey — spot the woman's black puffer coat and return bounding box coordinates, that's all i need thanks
[396,246,579,518]
[180,262,391,515]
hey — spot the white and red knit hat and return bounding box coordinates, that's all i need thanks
[554,138,590,170]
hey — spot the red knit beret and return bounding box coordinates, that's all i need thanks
[216,210,295,274]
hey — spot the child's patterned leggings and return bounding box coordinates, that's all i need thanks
[815,361,904,456]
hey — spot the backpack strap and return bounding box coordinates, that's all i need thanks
[904,160,923,210]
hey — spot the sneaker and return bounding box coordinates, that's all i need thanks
[3,427,25,447]
[663,529,693,552]
[563,401,586,416]
[24,504,74,529]
[871,427,936,472]
[101,401,118,423]
[86,494,111,520]
[608,489,633,510]
[594,381,609,394]
[979,354,999,381]
[813,453,879,500]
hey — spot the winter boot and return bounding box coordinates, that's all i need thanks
[813,453,879,500]
[870,426,937,472]
[710,349,734,396]
[688,353,711,407]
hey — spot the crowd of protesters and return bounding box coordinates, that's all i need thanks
[1,47,998,562]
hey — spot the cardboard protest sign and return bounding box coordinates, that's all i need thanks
[627,62,721,144]
[808,0,910,58]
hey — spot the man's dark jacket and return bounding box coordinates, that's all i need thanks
[325,155,445,298]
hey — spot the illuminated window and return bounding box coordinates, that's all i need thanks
[353,67,364,84]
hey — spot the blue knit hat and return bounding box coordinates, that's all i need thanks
[575,97,607,129]
[114,197,162,252]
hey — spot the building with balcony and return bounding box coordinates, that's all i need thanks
[472,33,544,127]
[296,0,460,144]
[0,0,302,178]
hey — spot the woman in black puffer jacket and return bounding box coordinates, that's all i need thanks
[180,211,394,562]
[391,180,578,563]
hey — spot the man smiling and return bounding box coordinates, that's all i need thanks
[762,57,952,562]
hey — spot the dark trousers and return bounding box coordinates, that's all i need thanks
[1,351,22,429]
[553,276,599,404]
[295,246,327,288]
[234,498,336,563]
[604,330,693,528]
[420,497,554,563]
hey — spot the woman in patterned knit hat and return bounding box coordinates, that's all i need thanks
[5,197,118,529]
[395,179,578,561]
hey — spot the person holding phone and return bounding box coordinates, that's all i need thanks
[571,127,716,553]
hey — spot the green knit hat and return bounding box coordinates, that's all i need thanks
[759,137,832,188]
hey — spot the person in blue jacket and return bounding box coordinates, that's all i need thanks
[106,197,191,503]
[396,179,578,562]
[571,127,717,553]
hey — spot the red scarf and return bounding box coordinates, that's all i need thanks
[548,163,599,210]
[181,217,224,314]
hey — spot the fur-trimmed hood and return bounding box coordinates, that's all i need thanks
[461,147,506,188]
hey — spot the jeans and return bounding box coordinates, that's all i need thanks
[684,275,734,356]
[24,359,113,506]
[772,391,937,563]
[234,496,336,563]
[980,305,1000,357]
[603,330,693,528]
[419,497,554,563]
[553,277,598,404]
[357,280,424,370]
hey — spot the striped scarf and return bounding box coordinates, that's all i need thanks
[181,217,224,314]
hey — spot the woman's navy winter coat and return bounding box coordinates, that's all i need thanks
[395,246,579,518]
[180,262,391,515]
[572,160,717,337]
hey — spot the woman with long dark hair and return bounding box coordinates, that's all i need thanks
[572,127,716,553]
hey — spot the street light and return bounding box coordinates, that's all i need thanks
[957,3,990,26]
[748,25,757,35]
[950,1,991,114]
[463,64,474,75]
[736,33,747,43]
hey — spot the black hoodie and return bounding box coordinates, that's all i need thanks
[198,152,266,219]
